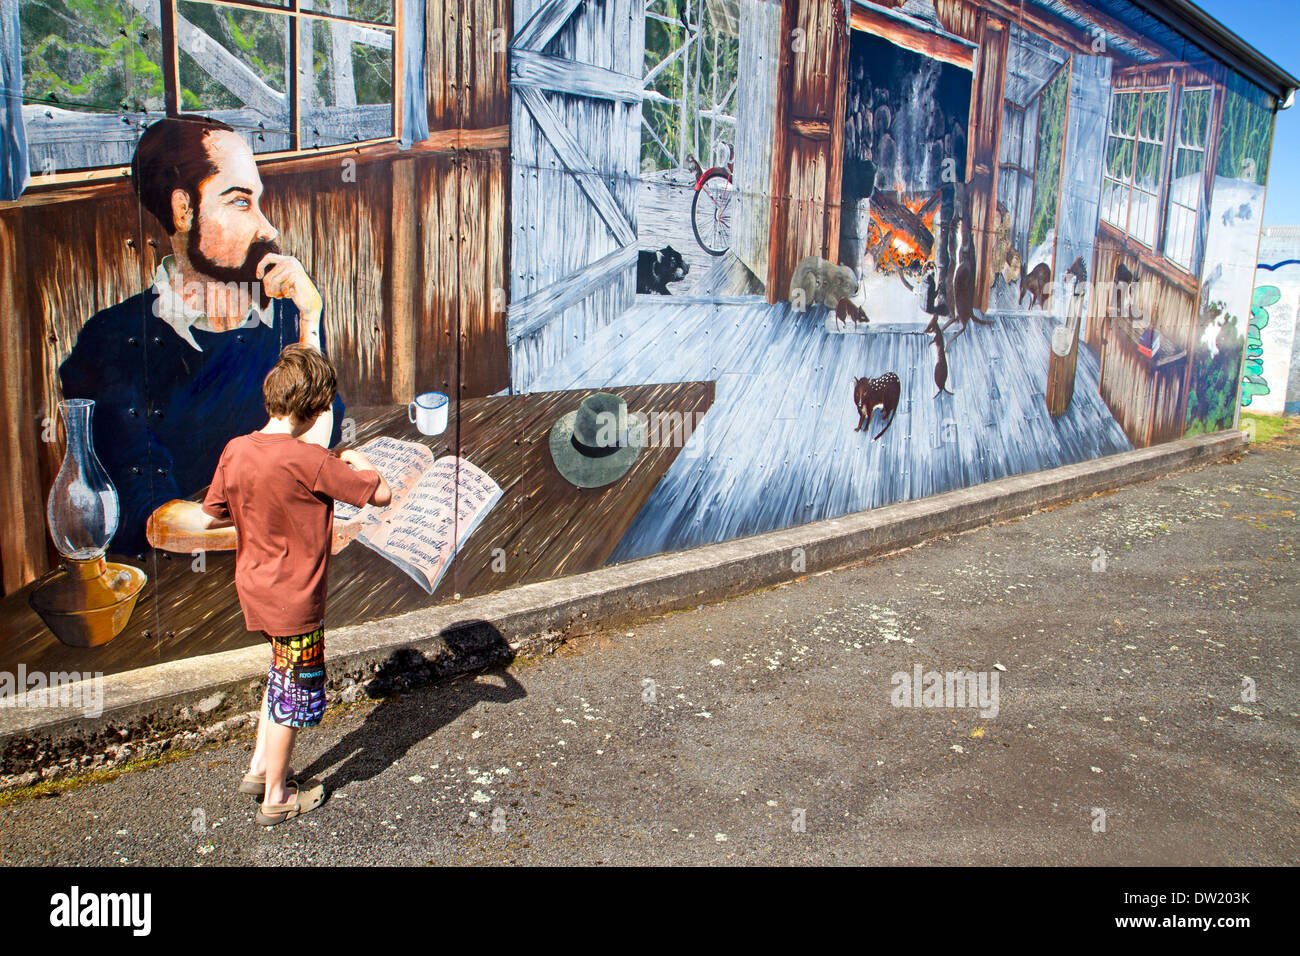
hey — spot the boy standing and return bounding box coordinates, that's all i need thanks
[200,344,392,826]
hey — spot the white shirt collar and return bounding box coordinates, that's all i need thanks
[150,255,275,352]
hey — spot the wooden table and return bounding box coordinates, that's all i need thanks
[0,381,714,678]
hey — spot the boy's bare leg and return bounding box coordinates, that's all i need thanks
[249,687,269,776]
[262,723,298,808]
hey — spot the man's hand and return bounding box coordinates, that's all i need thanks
[257,253,322,346]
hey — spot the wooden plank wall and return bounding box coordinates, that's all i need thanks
[425,0,512,402]
[428,0,512,131]
[969,12,1009,311]
[0,211,48,592]
[414,149,511,403]
[734,0,783,289]
[1091,231,1198,447]
[766,0,849,304]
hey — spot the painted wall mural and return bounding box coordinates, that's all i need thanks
[1186,70,1276,434]
[0,0,1285,679]
[1247,225,1300,417]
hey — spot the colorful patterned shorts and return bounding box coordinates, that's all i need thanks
[264,623,326,728]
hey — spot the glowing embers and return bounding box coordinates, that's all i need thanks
[865,188,941,278]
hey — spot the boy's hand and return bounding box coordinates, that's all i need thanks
[146,500,237,552]
[337,450,392,507]
[338,449,373,472]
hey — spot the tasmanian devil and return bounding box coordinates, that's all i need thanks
[637,246,690,294]
[851,372,901,440]
[1113,261,1139,316]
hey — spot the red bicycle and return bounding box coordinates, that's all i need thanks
[688,143,736,257]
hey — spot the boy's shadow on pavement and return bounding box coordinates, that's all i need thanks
[298,620,526,794]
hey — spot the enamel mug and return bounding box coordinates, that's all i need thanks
[409,391,449,436]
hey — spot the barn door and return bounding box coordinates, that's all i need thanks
[766,0,849,304]
[1055,53,1112,329]
[507,0,645,392]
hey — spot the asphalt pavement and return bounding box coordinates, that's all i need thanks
[2,425,1297,865]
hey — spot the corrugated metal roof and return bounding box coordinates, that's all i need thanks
[1030,0,1170,62]
[1026,0,1298,101]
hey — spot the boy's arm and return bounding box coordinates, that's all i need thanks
[338,450,392,506]
[200,508,235,530]
[314,451,388,509]
[199,456,232,524]
[146,451,238,552]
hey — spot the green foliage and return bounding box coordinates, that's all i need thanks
[20,0,164,112]
[1185,303,1246,434]
[1240,411,1287,444]
[21,0,392,120]
[641,0,739,172]
[1215,74,1274,184]
[1027,64,1068,251]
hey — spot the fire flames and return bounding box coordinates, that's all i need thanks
[867,191,938,274]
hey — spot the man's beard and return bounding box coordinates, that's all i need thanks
[187,212,279,309]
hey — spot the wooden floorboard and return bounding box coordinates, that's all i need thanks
[517,298,1133,564]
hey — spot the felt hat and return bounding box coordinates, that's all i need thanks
[548,392,645,488]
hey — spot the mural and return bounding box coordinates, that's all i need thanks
[1246,226,1300,417]
[1186,70,1275,434]
[0,0,1286,680]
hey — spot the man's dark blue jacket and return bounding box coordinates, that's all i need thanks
[59,290,345,557]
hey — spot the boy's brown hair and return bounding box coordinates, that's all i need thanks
[263,344,337,422]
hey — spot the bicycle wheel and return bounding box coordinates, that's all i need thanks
[692,170,735,257]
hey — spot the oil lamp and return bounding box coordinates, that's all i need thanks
[29,399,146,647]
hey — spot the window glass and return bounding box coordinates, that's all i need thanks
[300,16,394,149]
[1165,86,1213,271]
[177,1,292,154]
[19,0,164,174]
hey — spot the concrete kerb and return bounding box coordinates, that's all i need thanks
[0,429,1245,784]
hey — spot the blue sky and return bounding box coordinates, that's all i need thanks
[1195,0,1300,224]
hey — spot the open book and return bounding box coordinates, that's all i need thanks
[332,436,502,595]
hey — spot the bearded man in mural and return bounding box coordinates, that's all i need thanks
[59,115,344,556]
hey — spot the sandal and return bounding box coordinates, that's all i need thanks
[255,780,326,827]
[238,769,299,798]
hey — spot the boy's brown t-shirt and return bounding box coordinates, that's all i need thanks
[201,432,380,636]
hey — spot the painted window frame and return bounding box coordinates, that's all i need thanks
[1099,64,1220,281]
[998,99,1038,263]
[999,57,1071,280]
[1101,86,1170,252]
[1162,84,1214,272]
[21,0,401,189]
